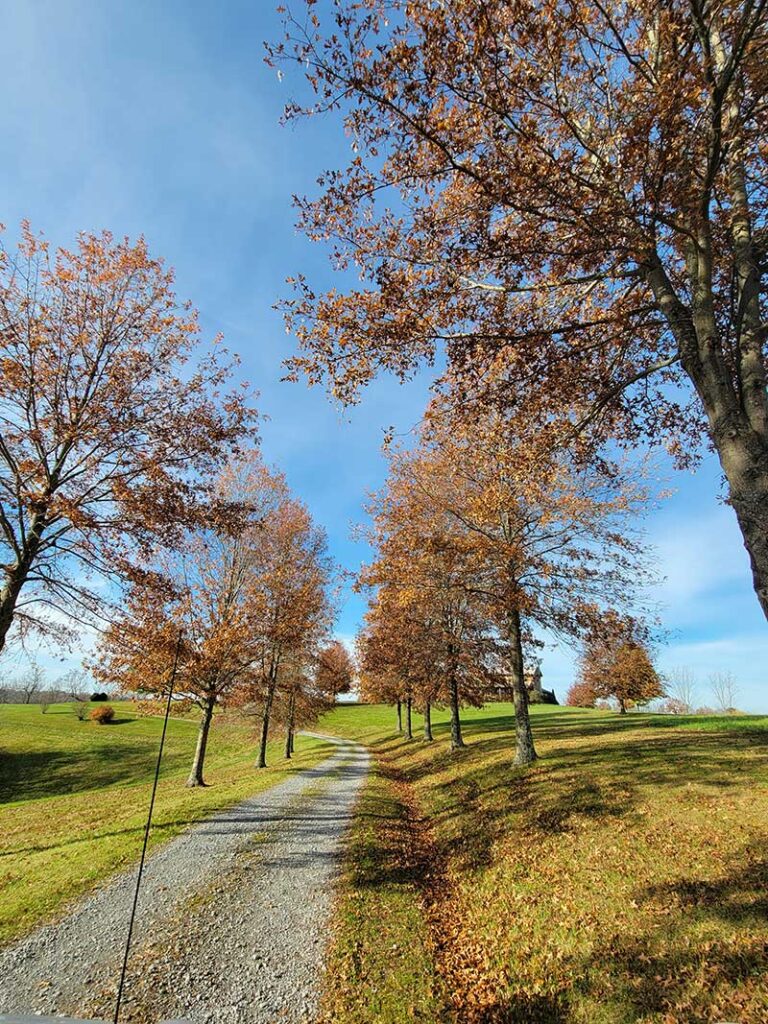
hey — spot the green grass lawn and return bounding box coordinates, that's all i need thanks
[319,701,768,1024]
[0,702,333,944]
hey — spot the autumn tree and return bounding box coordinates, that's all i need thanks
[376,606,446,742]
[278,658,304,760]
[242,489,336,769]
[315,639,355,700]
[94,452,280,787]
[0,225,255,652]
[360,598,422,739]
[565,680,598,708]
[279,640,354,758]
[579,617,664,713]
[356,632,408,733]
[357,594,442,740]
[272,1,768,620]
[357,600,423,739]
[371,401,653,764]
[359,478,495,752]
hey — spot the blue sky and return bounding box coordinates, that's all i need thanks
[0,0,766,711]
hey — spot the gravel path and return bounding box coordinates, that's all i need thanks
[0,735,369,1024]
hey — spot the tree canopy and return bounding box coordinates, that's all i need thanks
[0,226,256,652]
[271,0,768,619]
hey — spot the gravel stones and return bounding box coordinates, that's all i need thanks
[0,737,369,1024]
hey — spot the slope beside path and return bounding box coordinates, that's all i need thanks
[0,736,369,1024]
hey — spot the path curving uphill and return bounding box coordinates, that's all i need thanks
[0,736,369,1024]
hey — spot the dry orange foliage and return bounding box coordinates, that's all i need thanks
[357,398,655,761]
[271,0,768,620]
[0,225,256,653]
[580,615,665,713]
[94,450,337,783]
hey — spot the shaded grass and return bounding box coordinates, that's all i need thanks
[320,702,768,1023]
[0,702,333,944]
[0,703,202,802]
[319,762,443,1024]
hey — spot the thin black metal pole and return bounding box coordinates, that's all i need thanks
[113,629,183,1024]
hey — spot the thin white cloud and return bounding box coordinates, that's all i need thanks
[651,504,750,609]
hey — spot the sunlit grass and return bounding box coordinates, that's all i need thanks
[320,701,768,1023]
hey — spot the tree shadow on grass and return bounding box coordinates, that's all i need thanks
[346,786,427,891]
[577,917,768,1020]
[433,707,768,747]
[387,727,768,875]
[0,815,204,858]
[0,744,191,803]
[340,734,394,750]
[641,838,768,924]
[355,711,768,1021]
[460,855,768,1024]
[477,993,569,1024]
[490,921,768,1023]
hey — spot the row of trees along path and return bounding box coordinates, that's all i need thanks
[0,227,352,787]
[356,397,655,765]
[94,452,353,786]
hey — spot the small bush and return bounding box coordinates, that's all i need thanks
[91,691,109,702]
[90,704,115,725]
[73,700,90,721]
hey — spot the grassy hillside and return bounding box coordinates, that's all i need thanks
[0,702,332,944]
[319,702,768,1024]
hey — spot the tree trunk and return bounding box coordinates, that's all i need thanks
[424,699,433,741]
[682,313,768,621]
[186,696,215,787]
[0,589,19,656]
[0,525,44,655]
[507,608,537,766]
[284,690,296,759]
[257,676,277,769]
[396,699,402,733]
[405,695,413,740]
[712,94,768,619]
[645,247,768,623]
[448,654,465,750]
[618,700,627,714]
[712,430,768,621]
